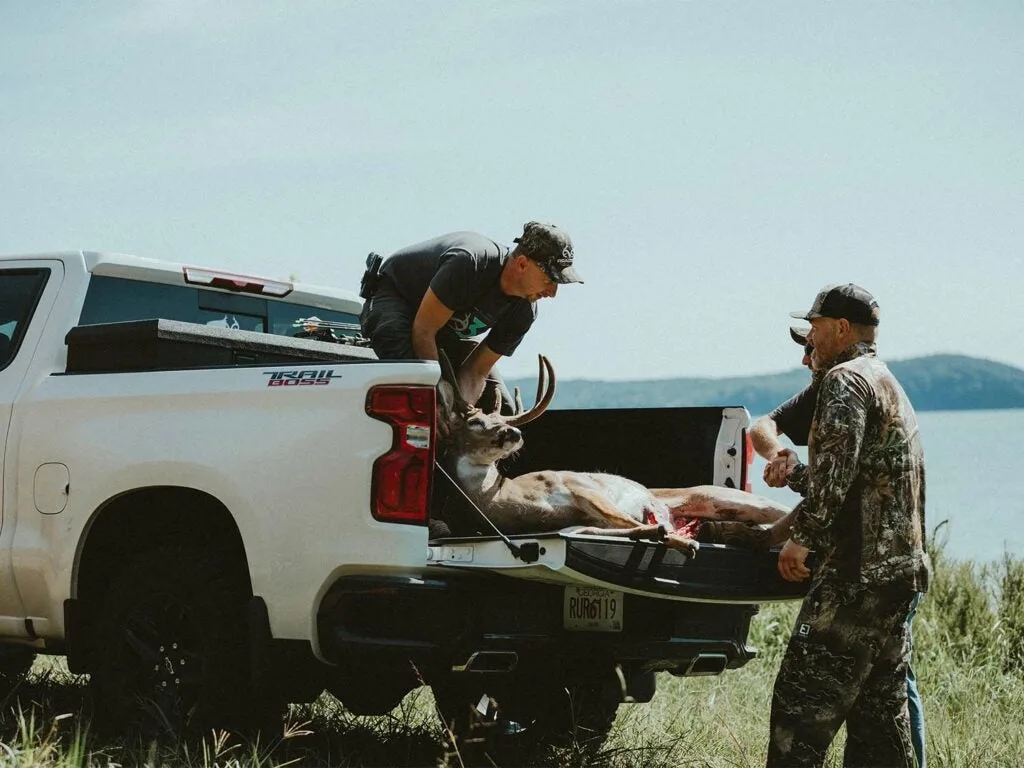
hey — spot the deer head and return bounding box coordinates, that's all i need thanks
[436,353,556,467]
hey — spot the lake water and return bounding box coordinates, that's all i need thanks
[749,408,1024,564]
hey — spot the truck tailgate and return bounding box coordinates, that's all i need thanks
[427,531,809,603]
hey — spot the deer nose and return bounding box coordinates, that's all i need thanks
[496,426,521,446]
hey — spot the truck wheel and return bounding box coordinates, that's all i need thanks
[432,675,620,764]
[89,545,278,735]
[0,645,36,696]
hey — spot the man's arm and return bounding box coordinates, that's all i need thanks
[753,385,816,487]
[789,370,870,552]
[411,288,454,360]
[750,415,785,460]
[458,342,502,405]
[751,415,800,488]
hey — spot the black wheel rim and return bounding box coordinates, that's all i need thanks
[112,592,207,725]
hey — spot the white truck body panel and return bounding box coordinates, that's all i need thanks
[0,251,436,655]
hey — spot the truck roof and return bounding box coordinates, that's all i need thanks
[0,250,364,315]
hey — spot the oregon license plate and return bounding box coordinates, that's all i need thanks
[563,586,624,632]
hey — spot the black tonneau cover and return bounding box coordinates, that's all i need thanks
[65,318,377,373]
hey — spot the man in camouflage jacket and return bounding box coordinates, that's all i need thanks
[768,283,931,768]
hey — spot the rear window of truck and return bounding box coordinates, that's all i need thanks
[79,276,360,339]
[0,268,51,370]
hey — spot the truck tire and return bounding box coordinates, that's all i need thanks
[432,674,620,765]
[0,645,35,697]
[89,545,282,736]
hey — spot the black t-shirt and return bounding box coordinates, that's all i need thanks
[380,231,536,356]
[769,383,817,446]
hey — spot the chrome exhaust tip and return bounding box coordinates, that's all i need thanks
[684,653,729,676]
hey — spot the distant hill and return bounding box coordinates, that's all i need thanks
[508,354,1024,413]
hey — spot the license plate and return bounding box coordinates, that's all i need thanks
[563,586,624,632]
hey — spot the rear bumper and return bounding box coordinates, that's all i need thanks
[316,571,759,679]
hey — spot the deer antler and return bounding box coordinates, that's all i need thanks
[506,355,556,427]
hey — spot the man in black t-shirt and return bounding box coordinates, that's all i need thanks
[359,222,582,406]
[750,327,817,489]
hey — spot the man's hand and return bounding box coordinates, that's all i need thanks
[764,448,799,488]
[777,539,811,582]
[459,343,502,406]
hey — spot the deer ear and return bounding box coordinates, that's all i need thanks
[487,384,502,415]
[435,380,458,441]
[437,379,457,416]
[437,350,470,412]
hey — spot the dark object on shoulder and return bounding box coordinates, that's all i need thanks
[359,252,384,300]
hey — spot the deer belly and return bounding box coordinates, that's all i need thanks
[614,489,672,527]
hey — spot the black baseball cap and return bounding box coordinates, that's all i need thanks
[513,221,583,284]
[790,283,880,326]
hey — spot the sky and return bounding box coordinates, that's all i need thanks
[2,1,1021,381]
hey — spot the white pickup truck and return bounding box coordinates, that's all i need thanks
[0,251,805,751]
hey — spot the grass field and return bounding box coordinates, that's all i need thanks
[1,544,1021,767]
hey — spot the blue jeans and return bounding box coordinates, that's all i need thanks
[907,592,925,768]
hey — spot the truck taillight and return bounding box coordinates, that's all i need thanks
[366,385,436,525]
[740,428,753,493]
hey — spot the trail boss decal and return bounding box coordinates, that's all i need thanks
[263,369,342,387]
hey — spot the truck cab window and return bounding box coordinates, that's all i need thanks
[0,269,51,370]
[79,275,360,340]
[79,276,265,331]
[267,302,360,338]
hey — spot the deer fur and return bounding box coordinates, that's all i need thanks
[436,355,794,554]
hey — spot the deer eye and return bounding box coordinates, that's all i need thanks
[466,418,487,430]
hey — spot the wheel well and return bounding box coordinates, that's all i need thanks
[76,486,251,606]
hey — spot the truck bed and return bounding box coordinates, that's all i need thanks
[430,405,808,603]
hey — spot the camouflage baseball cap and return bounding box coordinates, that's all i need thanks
[513,221,583,284]
[790,283,880,326]
[789,326,810,345]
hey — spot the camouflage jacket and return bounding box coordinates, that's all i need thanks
[790,341,931,591]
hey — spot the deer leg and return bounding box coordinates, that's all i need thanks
[690,505,800,550]
[575,523,663,538]
[569,489,699,556]
[567,486,647,529]
[697,520,771,550]
[650,485,790,524]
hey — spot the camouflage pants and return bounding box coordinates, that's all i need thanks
[767,578,916,768]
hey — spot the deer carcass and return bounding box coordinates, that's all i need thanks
[436,355,794,555]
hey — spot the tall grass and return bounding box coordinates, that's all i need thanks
[1,544,1022,767]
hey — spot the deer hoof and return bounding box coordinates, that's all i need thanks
[666,534,699,557]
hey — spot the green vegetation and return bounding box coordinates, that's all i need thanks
[1,540,1022,766]
[508,354,1024,413]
